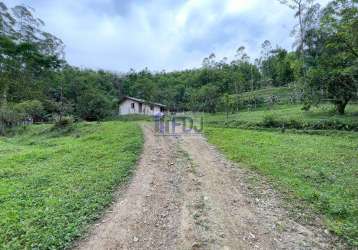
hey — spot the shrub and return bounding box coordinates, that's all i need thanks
[53,115,74,128]
[286,118,304,129]
[261,114,282,127]
[310,119,358,131]
[208,115,358,132]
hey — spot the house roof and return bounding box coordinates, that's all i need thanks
[120,96,167,107]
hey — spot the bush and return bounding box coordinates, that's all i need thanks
[286,118,305,129]
[311,119,357,131]
[53,115,74,128]
[261,117,358,131]
[208,115,358,132]
[262,114,282,127]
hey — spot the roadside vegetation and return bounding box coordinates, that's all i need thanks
[204,127,358,246]
[0,121,143,249]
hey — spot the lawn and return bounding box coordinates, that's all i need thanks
[0,121,143,249]
[204,127,358,246]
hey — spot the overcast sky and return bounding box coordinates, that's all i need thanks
[4,0,330,72]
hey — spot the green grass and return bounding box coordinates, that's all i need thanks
[204,127,358,246]
[204,103,358,124]
[0,121,143,249]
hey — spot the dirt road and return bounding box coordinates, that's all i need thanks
[75,124,334,249]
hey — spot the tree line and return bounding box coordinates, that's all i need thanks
[0,0,357,132]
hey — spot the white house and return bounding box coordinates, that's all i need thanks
[118,96,167,116]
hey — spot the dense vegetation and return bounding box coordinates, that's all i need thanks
[205,127,358,246]
[1,0,357,135]
[0,121,143,249]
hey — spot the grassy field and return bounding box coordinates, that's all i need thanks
[203,103,358,124]
[0,121,143,249]
[204,127,358,246]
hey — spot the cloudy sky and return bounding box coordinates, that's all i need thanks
[4,0,330,72]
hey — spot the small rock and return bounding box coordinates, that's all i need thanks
[249,232,256,239]
[133,237,139,242]
[192,242,201,249]
[324,229,330,235]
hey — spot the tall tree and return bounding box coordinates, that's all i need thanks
[279,0,316,108]
[305,0,358,114]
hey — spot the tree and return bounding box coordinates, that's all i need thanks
[0,3,63,116]
[259,40,274,86]
[77,91,113,121]
[0,2,15,36]
[14,100,44,122]
[279,0,315,54]
[304,0,357,114]
[279,0,316,108]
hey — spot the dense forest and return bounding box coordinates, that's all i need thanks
[0,0,357,131]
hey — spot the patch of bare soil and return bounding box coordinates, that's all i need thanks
[75,124,336,250]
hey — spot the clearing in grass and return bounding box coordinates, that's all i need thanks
[0,121,143,249]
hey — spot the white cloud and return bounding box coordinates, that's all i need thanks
[3,0,330,72]
[225,0,261,15]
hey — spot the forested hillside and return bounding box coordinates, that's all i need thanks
[1,0,357,132]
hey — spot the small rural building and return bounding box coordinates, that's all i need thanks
[118,96,167,116]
